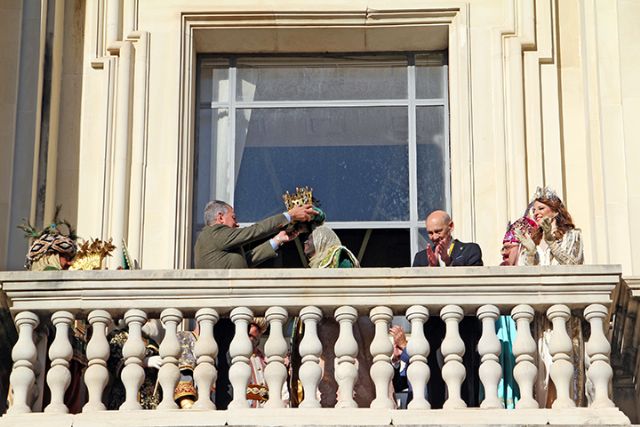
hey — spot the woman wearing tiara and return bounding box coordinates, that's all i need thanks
[513,187,588,408]
[514,186,583,266]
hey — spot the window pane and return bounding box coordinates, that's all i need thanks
[418,228,430,252]
[415,53,446,99]
[199,59,230,104]
[233,107,409,222]
[416,106,448,220]
[192,108,229,245]
[236,56,408,101]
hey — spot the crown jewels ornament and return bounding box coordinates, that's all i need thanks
[532,186,560,202]
[282,186,314,210]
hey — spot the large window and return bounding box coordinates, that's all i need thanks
[193,53,449,266]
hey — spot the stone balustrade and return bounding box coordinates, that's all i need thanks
[0,266,631,426]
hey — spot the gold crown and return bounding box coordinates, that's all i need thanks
[282,186,313,210]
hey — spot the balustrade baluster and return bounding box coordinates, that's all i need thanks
[584,304,615,408]
[264,306,289,408]
[83,310,113,412]
[369,306,394,408]
[298,306,323,408]
[405,305,430,410]
[8,311,39,414]
[511,304,538,409]
[157,308,183,409]
[44,311,74,413]
[120,309,148,410]
[477,305,503,409]
[440,304,466,409]
[334,306,358,408]
[547,304,575,408]
[228,307,253,409]
[193,308,219,410]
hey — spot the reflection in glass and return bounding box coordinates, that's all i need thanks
[416,53,446,100]
[236,56,408,101]
[192,108,229,246]
[199,59,229,104]
[416,106,448,221]
[233,107,409,222]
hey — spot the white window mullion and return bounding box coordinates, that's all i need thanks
[228,60,237,204]
[443,64,451,216]
[407,55,419,263]
[211,99,412,109]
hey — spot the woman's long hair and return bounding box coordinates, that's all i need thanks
[531,197,576,244]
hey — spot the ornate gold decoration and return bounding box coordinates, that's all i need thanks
[69,238,116,270]
[282,186,313,210]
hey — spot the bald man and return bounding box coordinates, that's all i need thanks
[409,210,483,408]
[412,210,483,267]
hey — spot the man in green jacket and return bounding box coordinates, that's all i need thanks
[194,200,315,269]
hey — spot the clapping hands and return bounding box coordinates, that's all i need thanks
[426,240,451,266]
[513,228,536,255]
[540,217,556,242]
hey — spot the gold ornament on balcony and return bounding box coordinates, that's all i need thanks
[69,238,116,270]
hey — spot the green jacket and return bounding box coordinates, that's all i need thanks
[194,213,289,269]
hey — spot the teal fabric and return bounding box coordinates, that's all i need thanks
[496,315,519,408]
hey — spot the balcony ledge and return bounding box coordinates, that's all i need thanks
[0,265,623,317]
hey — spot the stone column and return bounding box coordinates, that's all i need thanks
[192,308,219,410]
[298,306,323,408]
[584,304,615,408]
[405,305,430,410]
[157,308,183,410]
[547,304,575,408]
[8,311,39,414]
[369,306,394,409]
[120,309,147,410]
[228,307,253,409]
[83,310,112,412]
[511,304,538,409]
[264,306,289,408]
[334,306,358,408]
[44,311,74,413]
[440,305,466,409]
[477,305,503,409]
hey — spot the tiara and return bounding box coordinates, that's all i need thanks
[532,186,560,202]
[282,186,314,210]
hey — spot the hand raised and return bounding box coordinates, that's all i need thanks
[514,228,536,254]
[288,204,316,223]
[436,240,451,266]
[540,217,555,242]
[426,245,438,266]
[144,355,162,370]
[389,325,408,349]
[274,230,296,246]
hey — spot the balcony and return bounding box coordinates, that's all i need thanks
[0,265,633,426]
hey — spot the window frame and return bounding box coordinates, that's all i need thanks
[194,53,450,262]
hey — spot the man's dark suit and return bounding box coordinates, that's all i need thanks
[412,239,483,267]
[409,239,483,408]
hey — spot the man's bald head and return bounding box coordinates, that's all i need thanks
[425,210,453,247]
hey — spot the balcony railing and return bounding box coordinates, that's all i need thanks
[0,265,632,426]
